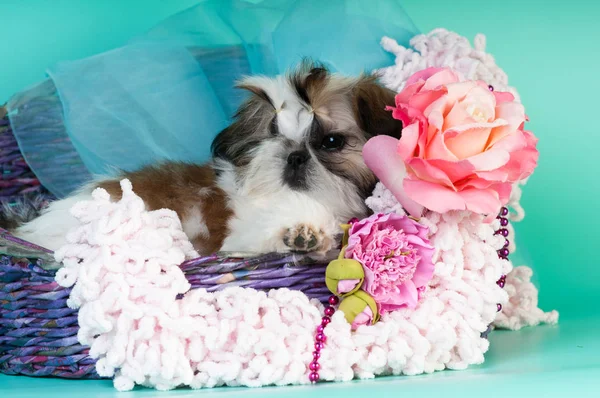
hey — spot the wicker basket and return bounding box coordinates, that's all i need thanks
[0,109,54,207]
[0,227,330,379]
[0,107,331,378]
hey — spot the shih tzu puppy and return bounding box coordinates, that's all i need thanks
[7,61,402,255]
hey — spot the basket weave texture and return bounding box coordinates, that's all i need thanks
[0,111,54,206]
[0,228,329,378]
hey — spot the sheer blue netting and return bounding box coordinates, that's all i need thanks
[7,0,418,198]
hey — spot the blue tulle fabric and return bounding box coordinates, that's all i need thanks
[7,0,418,198]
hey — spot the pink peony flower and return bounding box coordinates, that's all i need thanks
[363,67,539,218]
[345,213,434,313]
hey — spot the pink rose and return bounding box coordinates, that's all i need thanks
[363,67,539,217]
[345,213,434,312]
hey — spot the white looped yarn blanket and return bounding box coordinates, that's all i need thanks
[376,28,520,100]
[53,29,557,391]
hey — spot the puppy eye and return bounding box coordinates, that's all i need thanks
[321,134,345,151]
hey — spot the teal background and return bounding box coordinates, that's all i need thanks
[1,0,598,396]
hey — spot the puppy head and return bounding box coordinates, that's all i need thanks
[212,61,403,221]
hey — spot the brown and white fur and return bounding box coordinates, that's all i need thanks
[10,62,402,255]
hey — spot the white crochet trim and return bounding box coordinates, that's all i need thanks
[493,180,558,329]
[494,266,559,330]
[375,28,520,101]
[55,180,510,391]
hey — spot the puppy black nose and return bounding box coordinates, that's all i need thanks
[287,151,309,168]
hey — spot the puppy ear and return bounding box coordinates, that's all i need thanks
[212,79,269,161]
[211,124,235,160]
[211,91,269,165]
[235,77,275,108]
[352,76,403,139]
[211,121,260,166]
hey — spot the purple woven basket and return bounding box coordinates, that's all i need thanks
[0,228,329,379]
[0,107,54,208]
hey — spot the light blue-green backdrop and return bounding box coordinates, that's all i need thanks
[0,1,598,396]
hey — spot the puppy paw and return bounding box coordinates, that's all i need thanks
[283,224,333,253]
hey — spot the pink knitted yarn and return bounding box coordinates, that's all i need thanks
[55,179,511,390]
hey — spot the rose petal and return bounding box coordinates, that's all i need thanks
[397,122,420,161]
[459,188,503,215]
[424,94,451,132]
[459,85,497,121]
[486,101,526,148]
[388,104,429,157]
[495,182,512,205]
[456,176,498,190]
[409,89,446,114]
[489,127,529,153]
[523,129,538,147]
[363,136,424,217]
[425,129,458,161]
[466,148,511,171]
[445,126,495,159]
[493,90,515,104]
[443,116,507,158]
[499,140,539,181]
[444,81,478,104]
[475,168,509,182]
[443,116,507,133]
[403,178,466,213]
[406,158,454,188]
[421,69,462,90]
[406,67,457,86]
[443,100,474,131]
[394,80,426,106]
[426,158,475,182]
